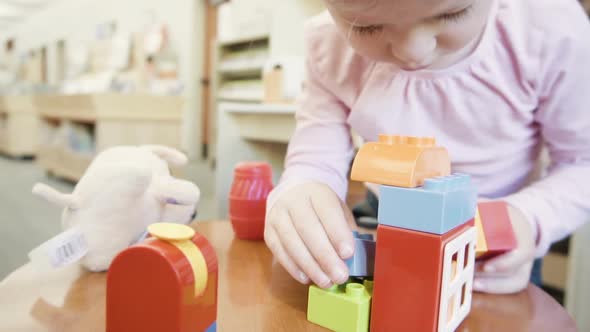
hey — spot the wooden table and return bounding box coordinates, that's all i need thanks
[0,221,577,332]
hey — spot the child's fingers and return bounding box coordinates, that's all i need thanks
[473,268,530,294]
[311,187,355,260]
[272,210,332,288]
[481,248,532,274]
[290,202,349,285]
[264,226,309,284]
[311,188,354,259]
[475,269,516,279]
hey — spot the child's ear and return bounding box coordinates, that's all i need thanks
[153,178,200,206]
[143,145,188,166]
[32,183,80,210]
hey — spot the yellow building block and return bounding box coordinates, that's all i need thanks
[307,280,372,332]
[474,209,488,258]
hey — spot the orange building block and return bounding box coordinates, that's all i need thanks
[370,221,473,332]
[476,201,517,260]
[106,226,218,332]
[351,135,451,188]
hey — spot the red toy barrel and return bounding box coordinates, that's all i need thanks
[229,162,274,240]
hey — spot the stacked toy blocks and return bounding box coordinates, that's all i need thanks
[378,174,477,234]
[346,231,376,277]
[307,279,374,332]
[475,201,517,259]
[351,135,478,332]
[350,134,451,188]
[438,227,477,331]
[106,223,218,332]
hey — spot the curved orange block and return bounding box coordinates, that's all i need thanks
[351,135,451,188]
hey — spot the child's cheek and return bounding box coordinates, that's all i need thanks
[438,1,494,53]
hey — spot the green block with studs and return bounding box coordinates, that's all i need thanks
[307,280,373,332]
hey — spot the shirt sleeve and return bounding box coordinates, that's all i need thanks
[266,30,355,213]
[504,12,590,257]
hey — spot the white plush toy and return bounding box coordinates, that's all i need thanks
[31,145,200,272]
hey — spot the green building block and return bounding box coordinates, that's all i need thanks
[307,280,373,332]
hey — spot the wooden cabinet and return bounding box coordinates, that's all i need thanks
[35,93,184,182]
[0,96,39,158]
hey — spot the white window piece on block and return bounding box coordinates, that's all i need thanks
[438,227,477,332]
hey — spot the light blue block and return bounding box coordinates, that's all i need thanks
[205,321,217,332]
[345,231,376,277]
[377,173,477,234]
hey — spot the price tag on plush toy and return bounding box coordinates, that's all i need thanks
[28,226,89,270]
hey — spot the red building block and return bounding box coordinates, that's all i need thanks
[371,221,472,332]
[477,201,517,260]
[106,230,218,332]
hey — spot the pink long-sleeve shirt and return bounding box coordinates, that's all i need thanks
[268,0,590,257]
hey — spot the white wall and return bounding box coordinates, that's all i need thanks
[0,0,205,158]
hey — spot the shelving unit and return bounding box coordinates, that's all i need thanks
[208,0,324,166]
[224,102,296,143]
[214,102,296,217]
[35,93,184,182]
[216,36,269,103]
[0,96,39,158]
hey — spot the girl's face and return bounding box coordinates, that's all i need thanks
[326,0,493,70]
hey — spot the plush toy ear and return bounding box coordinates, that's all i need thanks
[143,145,188,166]
[32,183,80,210]
[153,177,201,206]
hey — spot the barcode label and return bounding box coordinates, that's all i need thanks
[28,227,88,269]
[48,232,88,267]
[51,233,87,267]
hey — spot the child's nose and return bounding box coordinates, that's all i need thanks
[390,27,437,66]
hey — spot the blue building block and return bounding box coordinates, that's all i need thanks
[377,173,477,234]
[346,231,376,277]
[205,321,217,332]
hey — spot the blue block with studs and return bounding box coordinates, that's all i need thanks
[345,231,376,277]
[377,173,477,234]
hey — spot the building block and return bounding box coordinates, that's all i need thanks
[438,227,477,332]
[346,231,376,277]
[370,222,473,332]
[107,223,218,332]
[351,135,451,188]
[205,322,217,332]
[474,209,488,258]
[476,201,517,260]
[307,279,373,332]
[377,174,477,234]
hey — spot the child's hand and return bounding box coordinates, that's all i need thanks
[264,182,355,288]
[473,203,536,294]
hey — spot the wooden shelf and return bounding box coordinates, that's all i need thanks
[35,94,184,122]
[0,95,39,157]
[218,34,269,47]
[35,94,96,122]
[35,93,185,182]
[221,102,296,143]
[218,57,266,75]
[37,146,92,182]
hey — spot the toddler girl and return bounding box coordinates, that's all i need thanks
[264,0,590,294]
